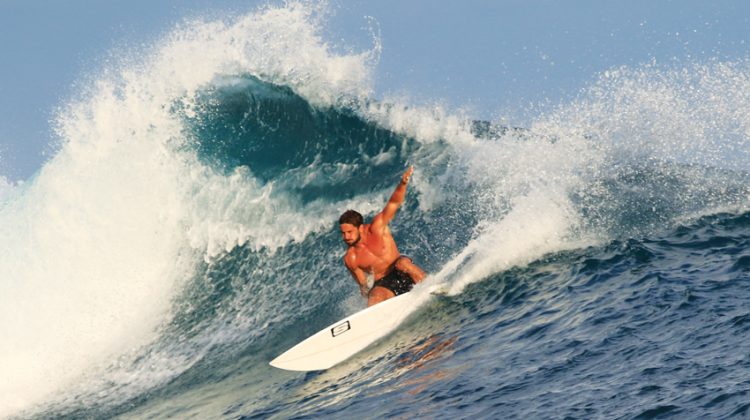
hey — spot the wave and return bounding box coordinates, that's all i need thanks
[2,3,750,418]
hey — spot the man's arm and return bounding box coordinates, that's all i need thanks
[344,254,370,297]
[372,166,414,229]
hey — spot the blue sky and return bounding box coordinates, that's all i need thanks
[1,0,749,180]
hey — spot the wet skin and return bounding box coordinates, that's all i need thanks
[342,167,426,306]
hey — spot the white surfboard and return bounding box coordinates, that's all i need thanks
[269,292,421,371]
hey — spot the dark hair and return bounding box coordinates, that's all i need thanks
[339,209,363,227]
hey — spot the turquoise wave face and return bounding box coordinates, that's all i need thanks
[183,75,417,202]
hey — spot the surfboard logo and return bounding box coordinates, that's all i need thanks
[331,321,351,337]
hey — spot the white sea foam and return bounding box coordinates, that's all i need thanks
[423,60,750,294]
[0,176,16,202]
[0,3,380,417]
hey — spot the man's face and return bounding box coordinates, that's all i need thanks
[340,223,361,246]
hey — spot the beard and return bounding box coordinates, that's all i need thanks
[346,234,361,247]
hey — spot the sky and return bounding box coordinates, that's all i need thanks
[0,0,749,180]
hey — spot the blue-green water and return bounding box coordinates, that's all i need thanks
[3,4,750,419]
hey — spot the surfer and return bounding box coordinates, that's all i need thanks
[340,166,426,306]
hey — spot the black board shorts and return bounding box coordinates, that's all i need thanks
[372,263,415,296]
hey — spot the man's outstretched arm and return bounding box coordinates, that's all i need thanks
[374,166,414,228]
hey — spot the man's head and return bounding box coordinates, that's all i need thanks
[339,210,363,246]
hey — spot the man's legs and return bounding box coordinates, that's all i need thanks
[368,286,394,306]
[367,256,426,306]
[394,256,426,283]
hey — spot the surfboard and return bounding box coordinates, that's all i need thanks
[269,292,420,371]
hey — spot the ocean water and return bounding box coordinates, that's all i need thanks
[3,4,750,419]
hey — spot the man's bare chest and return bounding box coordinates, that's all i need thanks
[354,237,395,272]
[354,246,386,267]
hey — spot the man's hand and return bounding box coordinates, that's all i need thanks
[401,166,414,185]
[374,165,415,229]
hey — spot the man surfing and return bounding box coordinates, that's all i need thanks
[339,166,426,306]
